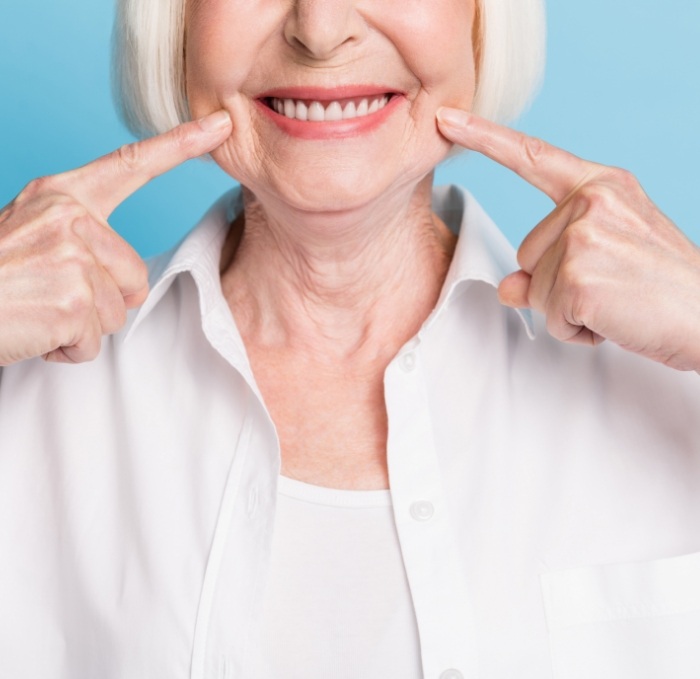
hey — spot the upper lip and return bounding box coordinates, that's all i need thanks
[257,85,402,102]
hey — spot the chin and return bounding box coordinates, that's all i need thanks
[211,108,453,215]
[261,164,398,215]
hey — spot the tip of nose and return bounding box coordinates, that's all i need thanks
[291,34,356,60]
[284,5,366,60]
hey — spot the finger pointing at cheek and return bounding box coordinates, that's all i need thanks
[0,110,233,366]
[436,107,603,203]
[63,109,233,220]
[435,106,700,371]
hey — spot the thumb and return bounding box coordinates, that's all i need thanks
[498,270,532,308]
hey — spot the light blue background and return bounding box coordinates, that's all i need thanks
[1,1,698,257]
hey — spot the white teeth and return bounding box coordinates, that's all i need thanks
[269,95,391,122]
[308,101,325,121]
[295,100,308,121]
[325,101,343,121]
[342,101,357,119]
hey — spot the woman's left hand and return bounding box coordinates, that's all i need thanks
[437,108,700,373]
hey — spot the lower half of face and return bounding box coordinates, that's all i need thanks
[185,0,477,214]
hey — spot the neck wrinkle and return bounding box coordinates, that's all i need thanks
[220,175,457,363]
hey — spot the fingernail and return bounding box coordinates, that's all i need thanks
[436,107,471,128]
[198,110,232,132]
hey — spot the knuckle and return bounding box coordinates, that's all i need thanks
[577,182,617,215]
[561,220,600,253]
[557,261,601,329]
[16,175,56,203]
[115,142,145,174]
[169,124,196,153]
[522,135,547,166]
[43,199,90,231]
[52,240,94,269]
[25,175,54,194]
[55,286,95,320]
[557,257,588,293]
[608,166,638,189]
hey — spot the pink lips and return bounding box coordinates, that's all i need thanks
[255,86,404,140]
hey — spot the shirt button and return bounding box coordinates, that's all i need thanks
[439,670,464,679]
[401,352,417,372]
[410,500,435,522]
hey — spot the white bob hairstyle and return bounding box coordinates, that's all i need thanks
[113,0,546,138]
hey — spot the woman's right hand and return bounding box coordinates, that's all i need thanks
[0,110,232,366]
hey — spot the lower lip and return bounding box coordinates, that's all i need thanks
[255,95,404,140]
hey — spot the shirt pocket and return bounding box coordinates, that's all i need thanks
[540,551,700,679]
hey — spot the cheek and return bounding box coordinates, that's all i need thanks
[381,0,476,103]
[185,0,280,117]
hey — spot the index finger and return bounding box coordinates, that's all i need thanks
[436,108,602,203]
[64,110,232,219]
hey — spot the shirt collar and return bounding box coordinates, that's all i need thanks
[124,184,535,343]
[432,184,535,338]
[124,189,243,343]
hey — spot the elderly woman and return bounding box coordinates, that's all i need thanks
[1,0,700,677]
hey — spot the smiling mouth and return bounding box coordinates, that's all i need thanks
[263,93,395,122]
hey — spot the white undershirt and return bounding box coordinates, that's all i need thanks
[257,475,423,678]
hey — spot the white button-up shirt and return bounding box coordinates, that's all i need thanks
[1,185,699,679]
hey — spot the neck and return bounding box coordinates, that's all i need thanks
[220,174,457,365]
